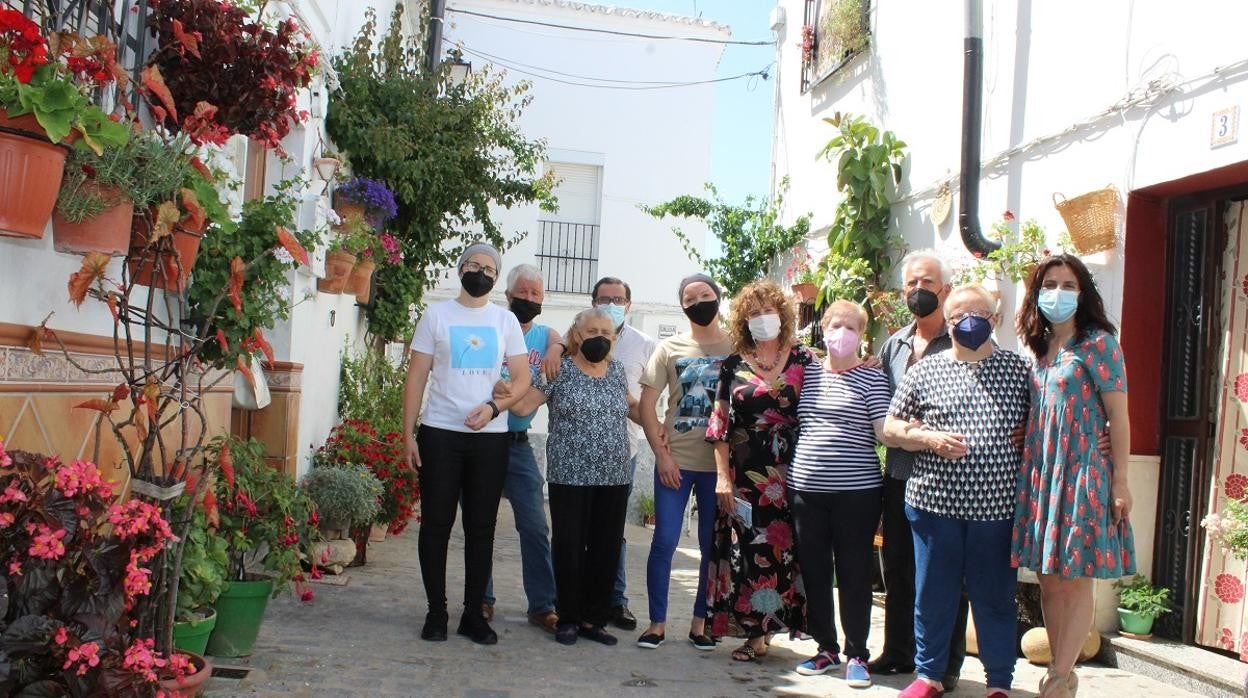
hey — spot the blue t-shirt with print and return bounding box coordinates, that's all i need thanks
[507,324,549,432]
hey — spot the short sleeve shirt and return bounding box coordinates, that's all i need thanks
[888,349,1032,520]
[641,333,734,472]
[614,324,658,457]
[506,324,549,432]
[410,299,527,433]
[540,357,631,486]
[790,363,892,492]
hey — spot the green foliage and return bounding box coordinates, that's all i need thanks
[327,6,555,341]
[338,346,405,435]
[187,181,316,368]
[642,179,811,297]
[1114,575,1173,618]
[956,216,1064,285]
[173,504,228,621]
[0,63,129,150]
[821,0,869,61]
[637,493,655,517]
[56,130,194,222]
[301,464,383,530]
[814,252,872,307]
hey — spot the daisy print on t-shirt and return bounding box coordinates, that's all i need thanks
[449,326,499,373]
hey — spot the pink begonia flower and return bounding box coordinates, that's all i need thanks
[64,642,101,675]
[28,525,67,560]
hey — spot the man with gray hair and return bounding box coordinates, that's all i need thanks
[481,263,565,634]
[870,249,969,691]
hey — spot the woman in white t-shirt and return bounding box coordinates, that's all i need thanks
[403,242,530,646]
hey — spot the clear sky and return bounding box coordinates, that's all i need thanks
[612,0,777,206]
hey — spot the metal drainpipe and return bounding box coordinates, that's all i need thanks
[959,0,1001,256]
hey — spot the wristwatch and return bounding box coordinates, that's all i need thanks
[486,400,500,419]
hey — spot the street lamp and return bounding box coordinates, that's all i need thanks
[446,49,472,88]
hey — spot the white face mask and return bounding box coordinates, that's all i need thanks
[747,313,782,341]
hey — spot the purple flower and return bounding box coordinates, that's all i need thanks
[336,177,398,225]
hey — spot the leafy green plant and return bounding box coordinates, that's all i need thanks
[1114,575,1173,618]
[643,178,812,297]
[956,213,1052,284]
[1203,499,1248,558]
[637,493,655,519]
[868,288,913,332]
[814,252,872,308]
[56,130,195,222]
[339,346,406,435]
[821,0,869,60]
[313,420,419,534]
[302,464,383,530]
[328,5,555,341]
[172,503,228,622]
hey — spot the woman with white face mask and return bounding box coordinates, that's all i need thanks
[703,281,813,663]
[788,299,897,688]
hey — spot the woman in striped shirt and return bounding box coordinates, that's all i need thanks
[789,300,895,689]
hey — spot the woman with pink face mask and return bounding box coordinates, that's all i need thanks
[787,300,898,688]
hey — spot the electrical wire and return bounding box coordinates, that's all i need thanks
[446,7,774,46]
[453,43,770,91]
[450,42,701,84]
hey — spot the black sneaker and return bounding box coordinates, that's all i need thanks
[456,609,498,645]
[421,610,448,642]
[688,632,715,651]
[612,604,638,631]
[636,632,665,649]
[578,625,618,646]
[867,657,915,675]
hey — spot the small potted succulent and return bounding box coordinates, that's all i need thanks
[333,176,398,228]
[1114,575,1173,638]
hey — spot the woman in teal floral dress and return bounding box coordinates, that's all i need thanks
[705,281,811,662]
[1012,255,1135,698]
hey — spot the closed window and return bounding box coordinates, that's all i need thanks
[538,162,602,294]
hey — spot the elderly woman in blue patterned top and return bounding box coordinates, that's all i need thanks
[883,284,1031,698]
[511,307,640,647]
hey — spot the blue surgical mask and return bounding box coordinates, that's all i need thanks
[952,315,993,350]
[1038,288,1079,324]
[600,302,627,329]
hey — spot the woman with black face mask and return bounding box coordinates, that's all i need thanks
[403,242,531,646]
[510,307,641,647]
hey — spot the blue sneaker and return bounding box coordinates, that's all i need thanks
[796,650,841,676]
[846,658,872,688]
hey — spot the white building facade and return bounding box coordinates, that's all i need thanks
[771,0,1248,651]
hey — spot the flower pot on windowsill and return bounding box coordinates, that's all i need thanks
[791,282,818,303]
[317,250,357,294]
[52,184,135,255]
[0,109,74,239]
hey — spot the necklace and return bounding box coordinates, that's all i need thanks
[750,346,783,372]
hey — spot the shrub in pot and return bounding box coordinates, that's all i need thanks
[1114,574,1173,637]
[315,418,420,536]
[302,463,383,539]
[170,502,228,655]
[333,176,397,228]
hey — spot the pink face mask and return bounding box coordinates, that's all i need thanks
[825,327,860,358]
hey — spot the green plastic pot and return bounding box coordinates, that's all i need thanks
[172,608,218,656]
[205,578,274,657]
[1117,607,1156,636]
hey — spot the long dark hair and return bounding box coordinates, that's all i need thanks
[1016,254,1116,358]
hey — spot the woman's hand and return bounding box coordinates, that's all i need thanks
[1111,480,1133,524]
[464,403,494,431]
[405,434,421,469]
[716,474,736,513]
[924,430,968,459]
[656,452,682,490]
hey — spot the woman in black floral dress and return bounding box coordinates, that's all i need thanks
[705,281,811,662]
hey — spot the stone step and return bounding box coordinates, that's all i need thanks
[1100,633,1245,697]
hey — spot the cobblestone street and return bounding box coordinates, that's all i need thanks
[207,503,1199,697]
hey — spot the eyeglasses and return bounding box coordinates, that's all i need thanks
[948,310,993,323]
[594,296,628,306]
[462,261,498,278]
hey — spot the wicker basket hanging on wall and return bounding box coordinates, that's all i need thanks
[1053,185,1119,254]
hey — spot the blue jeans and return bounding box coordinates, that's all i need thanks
[907,504,1017,689]
[484,439,557,615]
[613,455,639,607]
[646,468,718,623]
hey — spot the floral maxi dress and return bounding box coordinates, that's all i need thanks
[1011,329,1137,579]
[704,347,812,639]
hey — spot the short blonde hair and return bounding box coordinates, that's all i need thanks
[943,284,997,318]
[565,307,616,358]
[821,299,869,334]
[728,281,795,352]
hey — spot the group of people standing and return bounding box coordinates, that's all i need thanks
[402,241,1135,698]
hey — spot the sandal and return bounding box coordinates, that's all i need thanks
[731,641,767,662]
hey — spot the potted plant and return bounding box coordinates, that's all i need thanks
[638,493,656,528]
[1114,574,1173,638]
[170,501,228,656]
[785,246,819,302]
[302,463,383,540]
[333,176,398,228]
[314,419,420,537]
[203,435,317,658]
[867,288,914,335]
[0,12,130,238]
[319,212,369,294]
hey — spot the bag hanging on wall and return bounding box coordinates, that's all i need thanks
[232,353,272,410]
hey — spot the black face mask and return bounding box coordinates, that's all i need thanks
[683,299,720,327]
[580,336,611,363]
[509,298,542,323]
[461,270,495,298]
[906,288,940,318]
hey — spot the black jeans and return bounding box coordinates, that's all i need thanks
[880,477,969,676]
[416,425,509,616]
[791,487,883,662]
[548,483,630,627]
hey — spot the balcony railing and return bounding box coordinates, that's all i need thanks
[536,220,600,295]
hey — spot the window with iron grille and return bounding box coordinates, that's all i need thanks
[800,0,871,94]
[537,162,602,295]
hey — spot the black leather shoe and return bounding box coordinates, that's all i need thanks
[867,657,915,675]
[421,610,448,642]
[941,675,959,692]
[612,604,638,631]
[457,610,498,645]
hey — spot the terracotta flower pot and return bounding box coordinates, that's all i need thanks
[319,250,356,294]
[791,282,818,303]
[332,200,366,228]
[127,215,206,292]
[157,650,213,698]
[52,184,134,255]
[345,258,375,301]
[0,110,72,239]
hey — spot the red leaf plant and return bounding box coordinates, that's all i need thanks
[313,420,420,535]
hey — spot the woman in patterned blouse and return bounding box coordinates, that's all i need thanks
[511,307,640,647]
[704,281,812,663]
[1012,255,1133,698]
[884,284,1031,698]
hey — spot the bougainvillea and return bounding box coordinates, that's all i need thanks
[314,419,419,535]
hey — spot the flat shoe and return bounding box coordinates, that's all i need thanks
[555,623,578,645]
[868,657,915,675]
[421,611,448,642]
[578,625,618,646]
[688,632,715,651]
[636,632,665,649]
[731,642,766,662]
[456,611,498,645]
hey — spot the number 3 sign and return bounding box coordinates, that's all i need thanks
[1211,106,1240,148]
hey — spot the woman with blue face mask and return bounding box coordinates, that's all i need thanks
[883,284,1032,698]
[1012,255,1134,698]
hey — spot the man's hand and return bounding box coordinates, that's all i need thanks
[862,355,883,370]
[543,344,566,381]
[464,404,494,431]
[925,430,968,459]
